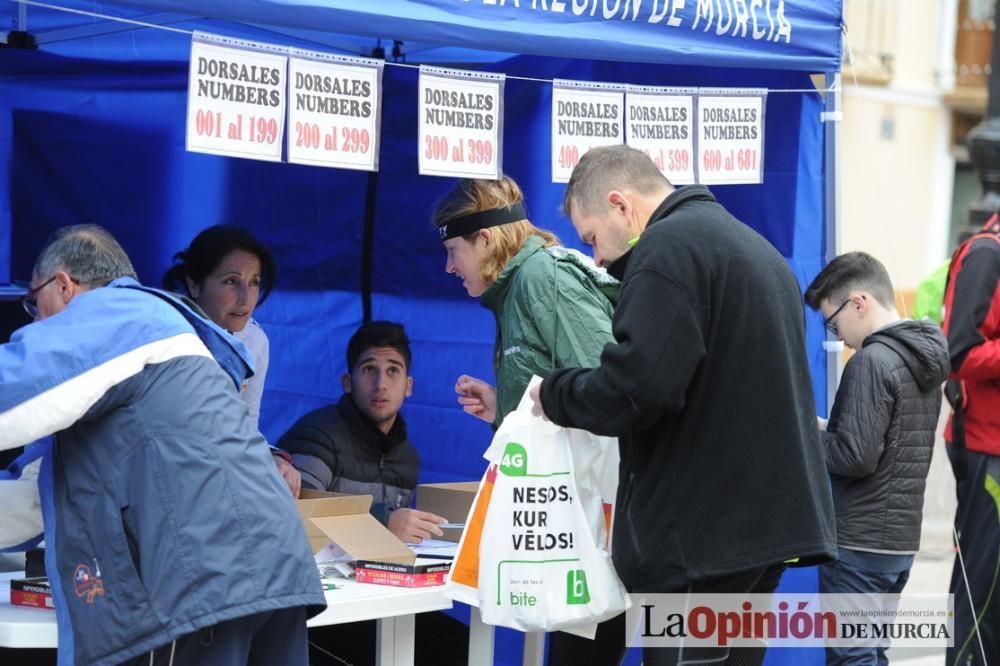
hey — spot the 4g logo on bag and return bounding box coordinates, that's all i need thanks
[500,442,528,476]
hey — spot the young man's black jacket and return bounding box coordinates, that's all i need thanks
[278,394,420,523]
[541,185,837,592]
[823,319,948,553]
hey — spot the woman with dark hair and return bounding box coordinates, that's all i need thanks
[163,225,300,497]
[163,225,276,427]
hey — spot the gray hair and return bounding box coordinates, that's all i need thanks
[563,145,671,217]
[33,224,137,287]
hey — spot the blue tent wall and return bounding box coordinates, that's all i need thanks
[0,2,836,663]
[0,46,829,464]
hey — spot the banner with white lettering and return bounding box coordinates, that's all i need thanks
[696,89,767,185]
[625,86,696,185]
[186,32,288,162]
[551,80,624,184]
[287,51,383,171]
[418,67,504,179]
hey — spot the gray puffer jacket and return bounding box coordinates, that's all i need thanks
[823,319,949,553]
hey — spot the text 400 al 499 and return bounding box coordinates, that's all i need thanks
[558,145,581,170]
[194,109,278,144]
[702,148,758,172]
[424,136,494,164]
[294,122,371,153]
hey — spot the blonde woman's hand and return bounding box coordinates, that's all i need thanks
[455,374,497,424]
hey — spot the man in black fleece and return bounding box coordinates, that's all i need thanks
[806,252,948,666]
[531,145,837,666]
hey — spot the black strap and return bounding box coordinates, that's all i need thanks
[438,202,526,240]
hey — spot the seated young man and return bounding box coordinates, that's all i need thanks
[280,321,466,666]
[279,320,445,542]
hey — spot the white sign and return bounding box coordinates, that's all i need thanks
[186,33,288,162]
[625,87,696,185]
[551,80,624,183]
[287,52,382,171]
[419,67,504,179]
[696,90,766,185]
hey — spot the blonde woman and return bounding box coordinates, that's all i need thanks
[434,176,624,665]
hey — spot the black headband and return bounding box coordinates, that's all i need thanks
[438,203,527,241]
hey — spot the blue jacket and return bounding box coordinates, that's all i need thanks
[0,279,325,665]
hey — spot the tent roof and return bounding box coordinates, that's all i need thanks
[11,0,843,71]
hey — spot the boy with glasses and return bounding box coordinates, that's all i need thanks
[805,251,949,665]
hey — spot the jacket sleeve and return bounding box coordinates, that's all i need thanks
[947,243,1000,381]
[822,351,893,478]
[0,305,211,451]
[540,268,706,436]
[280,422,337,491]
[525,262,615,370]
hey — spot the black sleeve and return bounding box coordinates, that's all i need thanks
[822,351,893,478]
[278,421,338,491]
[540,268,705,436]
[947,241,1000,378]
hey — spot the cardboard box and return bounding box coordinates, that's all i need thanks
[296,489,416,566]
[354,558,452,588]
[416,481,479,543]
[10,576,53,610]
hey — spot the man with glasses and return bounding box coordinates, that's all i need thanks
[805,251,948,666]
[0,224,324,665]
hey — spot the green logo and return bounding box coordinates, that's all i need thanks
[499,442,528,476]
[566,569,590,605]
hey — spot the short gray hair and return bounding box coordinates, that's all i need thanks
[563,145,671,217]
[34,224,137,287]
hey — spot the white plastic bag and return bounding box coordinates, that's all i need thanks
[454,378,629,633]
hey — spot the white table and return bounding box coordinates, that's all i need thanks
[0,575,55,649]
[0,572,530,666]
[308,577,453,666]
[0,572,455,666]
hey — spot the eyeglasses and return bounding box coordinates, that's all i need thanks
[22,275,79,318]
[22,276,57,318]
[823,298,852,336]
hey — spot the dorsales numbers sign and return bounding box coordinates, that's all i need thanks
[625,87,696,185]
[287,52,383,171]
[551,81,624,183]
[418,67,504,179]
[696,90,766,185]
[186,33,287,162]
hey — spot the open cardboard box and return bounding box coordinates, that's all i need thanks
[297,488,415,565]
[297,489,451,586]
[416,481,480,543]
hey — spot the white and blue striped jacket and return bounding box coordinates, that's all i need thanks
[0,278,324,665]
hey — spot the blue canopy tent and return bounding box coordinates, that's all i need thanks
[0,1,843,663]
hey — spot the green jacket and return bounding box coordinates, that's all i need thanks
[481,235,618,424]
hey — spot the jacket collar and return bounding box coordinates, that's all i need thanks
[114,278,254,391]
[480,235,547,312]
[606,185,717,280]
[336,393,408,451]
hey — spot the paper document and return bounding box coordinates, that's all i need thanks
[408,539,458,558]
